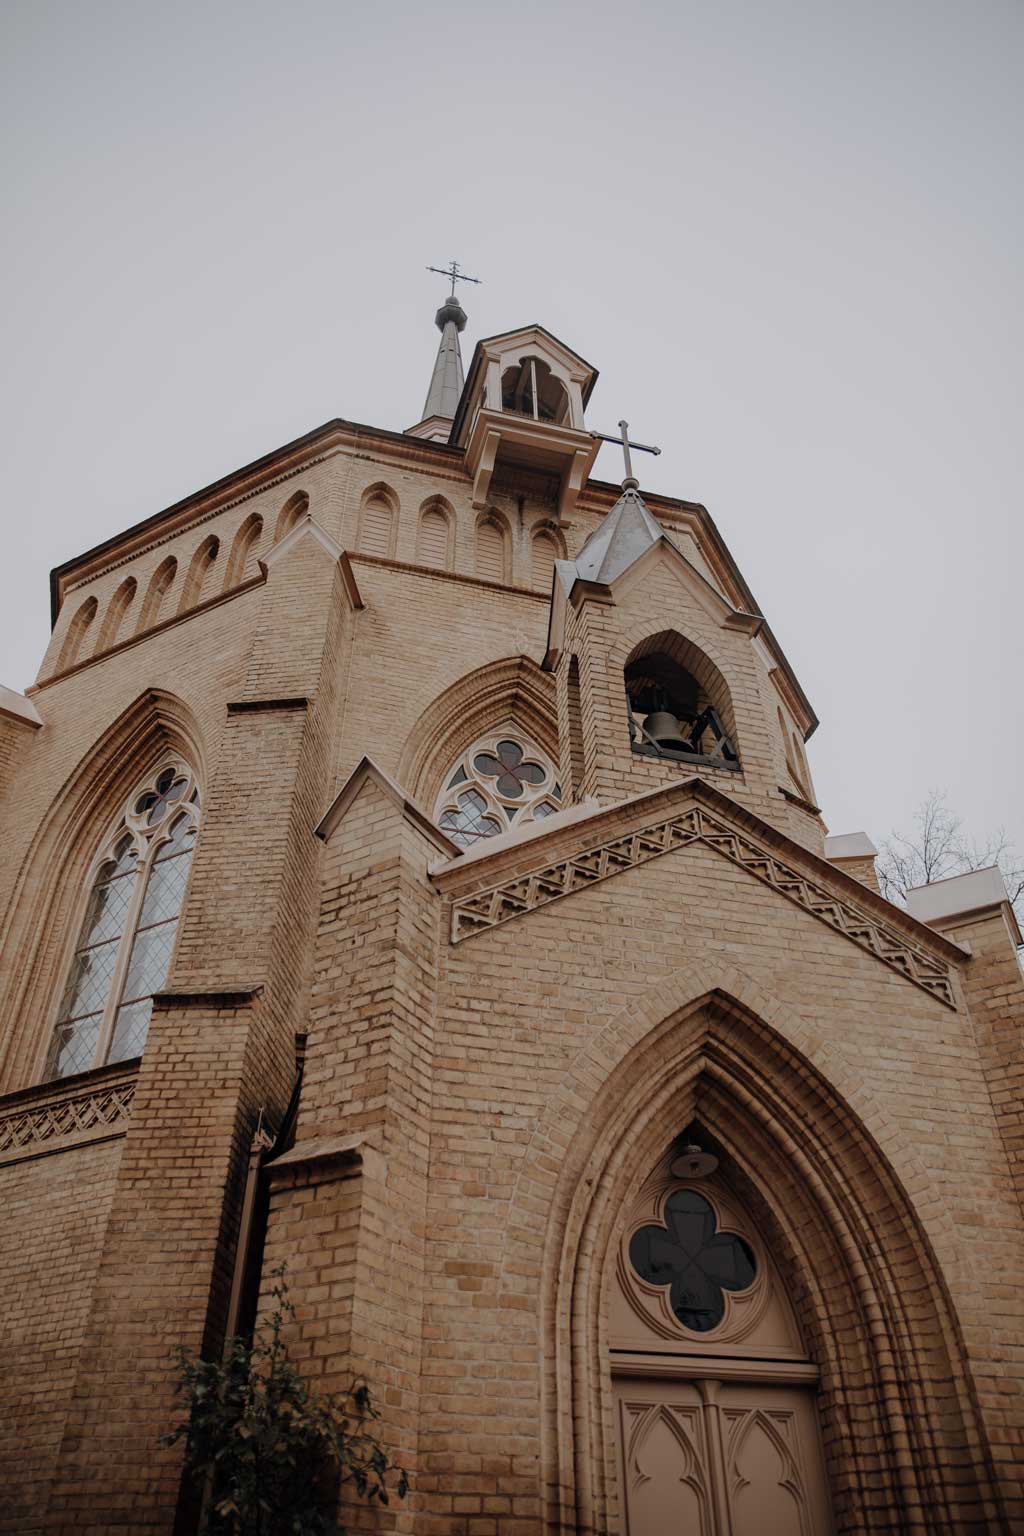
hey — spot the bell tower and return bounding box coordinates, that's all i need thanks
[544,447,824,849]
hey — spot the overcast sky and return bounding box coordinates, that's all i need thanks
[2,0,1020,861]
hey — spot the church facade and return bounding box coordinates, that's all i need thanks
[1,291,1023,1535]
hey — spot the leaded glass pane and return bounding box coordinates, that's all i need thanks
[629,1189,756,1333]
[78,870,134,948]
[138,852,190,927]
[110,834,136,875]
[154,814,194,861]
[448,766,468,787]
[533,802,556,820]
[48,761,200,1081]
[110,998,154,1063]
[439,789,502,848]
[474,752,504,777]
[147,777,186,826]
[121,920,177,1004]
[57,938,120,1023]
[50,1015,102,1079]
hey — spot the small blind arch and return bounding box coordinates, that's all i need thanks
[274,491,309,543]
[178,535,220,613]
[137,557,177,633]
[95,577,138,654]
[475,516,509,584]
[357,488,397,558]
[531,526,563,590]
[56,595,99,673]
[224,513,264,588]
[416,503,451,570]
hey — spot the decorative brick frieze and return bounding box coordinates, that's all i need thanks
[0,1064,137,1159]
[449,801,958,1006]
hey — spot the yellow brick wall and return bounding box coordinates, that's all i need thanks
[0,421,1017,1532]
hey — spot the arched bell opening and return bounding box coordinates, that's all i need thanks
[624,630,739,769]
[529,991,1000,1536]
[500,355,571,425]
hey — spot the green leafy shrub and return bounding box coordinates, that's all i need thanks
[163,1268,408,1535]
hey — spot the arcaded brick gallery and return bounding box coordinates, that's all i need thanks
[1,292,1022,1534]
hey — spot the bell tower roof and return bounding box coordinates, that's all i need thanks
[572,478,671,586]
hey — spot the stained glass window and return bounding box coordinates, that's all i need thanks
[47,762,201,1080]
[629,1189,757,1332]
[434,731,562,850]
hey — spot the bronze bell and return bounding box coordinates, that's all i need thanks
[643,710,695,752]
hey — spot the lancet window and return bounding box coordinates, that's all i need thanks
[47,762,201,1080]
[434,732,562,849]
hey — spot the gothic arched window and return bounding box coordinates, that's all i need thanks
[434,731,562,849]
[47,762,201,1080]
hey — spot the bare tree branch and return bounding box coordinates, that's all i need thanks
[877,789,1024,936]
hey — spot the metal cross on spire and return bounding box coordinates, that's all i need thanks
[426,260,482,298]
[591,419,661,486]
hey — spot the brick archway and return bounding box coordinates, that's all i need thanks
[510,966,1001,1534]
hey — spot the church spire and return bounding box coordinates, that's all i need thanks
[406,260,480,442]
[421,293,467,423]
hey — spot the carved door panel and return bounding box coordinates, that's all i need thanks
[614,1377,832,1536]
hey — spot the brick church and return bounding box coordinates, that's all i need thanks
[1,279,1022,1535]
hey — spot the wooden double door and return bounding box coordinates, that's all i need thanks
[614,1374,833,1536]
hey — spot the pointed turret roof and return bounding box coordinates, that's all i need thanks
[571,477,678,585]
[422,294,467,422]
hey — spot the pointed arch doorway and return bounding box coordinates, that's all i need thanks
[611,1141,834,1535]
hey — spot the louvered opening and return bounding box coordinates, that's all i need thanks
[417,510,449,570]
[359,500,393,558]
[476,521,507,583]
[531,533,558,591]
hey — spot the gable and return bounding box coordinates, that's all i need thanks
[439,788,958,1007]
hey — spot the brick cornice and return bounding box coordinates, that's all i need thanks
[349,550,550,602]
[152,987,264,1010]
[265,1131,385,1187]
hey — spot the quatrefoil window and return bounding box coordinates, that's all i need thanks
[435,731,562,849]
[629,1189,757,1332]
[472,740,546,799]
